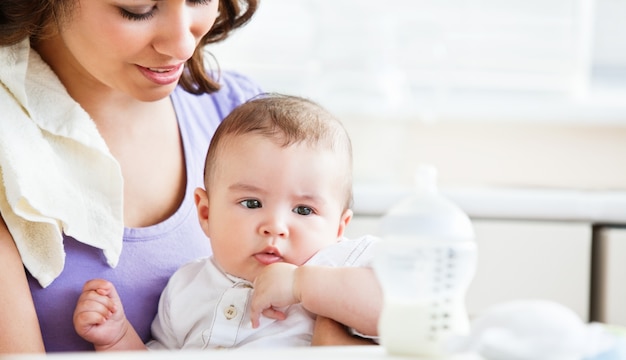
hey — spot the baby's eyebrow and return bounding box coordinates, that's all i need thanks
[291,194,330,209]
[228,182,265,194]
[297,194,323,203]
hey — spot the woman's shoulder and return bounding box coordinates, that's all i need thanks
[172,70,263,118]
[170,70,263,152]
[217,70,264,101]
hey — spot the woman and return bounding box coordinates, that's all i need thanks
[0,0,380,353]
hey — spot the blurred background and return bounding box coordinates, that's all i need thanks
[211,0,626,189]
[210,0,626,328]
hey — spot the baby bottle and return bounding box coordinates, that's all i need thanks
[372,164,477,357]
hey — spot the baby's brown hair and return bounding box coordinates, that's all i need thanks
[204,93,354,210]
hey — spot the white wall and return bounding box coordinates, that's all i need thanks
[342,118,626,191]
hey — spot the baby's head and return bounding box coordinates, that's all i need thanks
[195,93,354,281]
[204,93,353,210]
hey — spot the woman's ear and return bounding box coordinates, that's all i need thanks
[336,209,353,239]
[194,187,211,237]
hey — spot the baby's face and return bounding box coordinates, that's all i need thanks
[205,133,351,282]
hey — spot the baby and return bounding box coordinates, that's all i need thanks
[73,93,379,350]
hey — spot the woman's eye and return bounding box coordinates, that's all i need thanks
[293,206,313,216]
[118,0,210,21]
[119,6,156,21]
[240,199,262,209]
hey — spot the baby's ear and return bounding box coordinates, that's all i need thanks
[193,187,210,236]
[336,209,353,238]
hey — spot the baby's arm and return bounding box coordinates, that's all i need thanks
[250,264,382,337]
[73,279,146,351]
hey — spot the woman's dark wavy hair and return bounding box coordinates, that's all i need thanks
[0,0,258,94]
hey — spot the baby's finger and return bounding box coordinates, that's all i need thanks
[251,307,286,328]
[76,295,116,316]
[73,301,115,332]
[80,279,123,312]
[77,289,117,314]
[262,308,286,321]
[82,278,114,294]
[250,307,261,328]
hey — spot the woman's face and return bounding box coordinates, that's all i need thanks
[52,0,219,102]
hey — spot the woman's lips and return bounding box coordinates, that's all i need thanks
[136,63,184,85]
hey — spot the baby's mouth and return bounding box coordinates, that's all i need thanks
[254,247,283,265]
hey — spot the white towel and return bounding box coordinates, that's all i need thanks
[0,39,124,288]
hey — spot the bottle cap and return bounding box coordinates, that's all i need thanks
[379,164,474,242]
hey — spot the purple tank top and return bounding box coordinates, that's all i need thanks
[27,71,263,352]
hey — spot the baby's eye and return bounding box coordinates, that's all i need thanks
[293,206,313,216]
[240,199,262,209]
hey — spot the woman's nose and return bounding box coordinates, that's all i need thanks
[153,7,198,60]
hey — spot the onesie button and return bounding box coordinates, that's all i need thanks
[224,305,238,320]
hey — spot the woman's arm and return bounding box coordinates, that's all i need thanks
[311,316,377,346]
[0,217,45,353]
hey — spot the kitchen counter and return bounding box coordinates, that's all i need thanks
[0,346,480,360]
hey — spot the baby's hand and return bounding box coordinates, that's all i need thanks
[73,279,127,348]
[250,263,300,328]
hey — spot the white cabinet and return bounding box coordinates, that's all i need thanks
[594,227,626,326]
[466,220,591,320]
[345,217,592,321]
